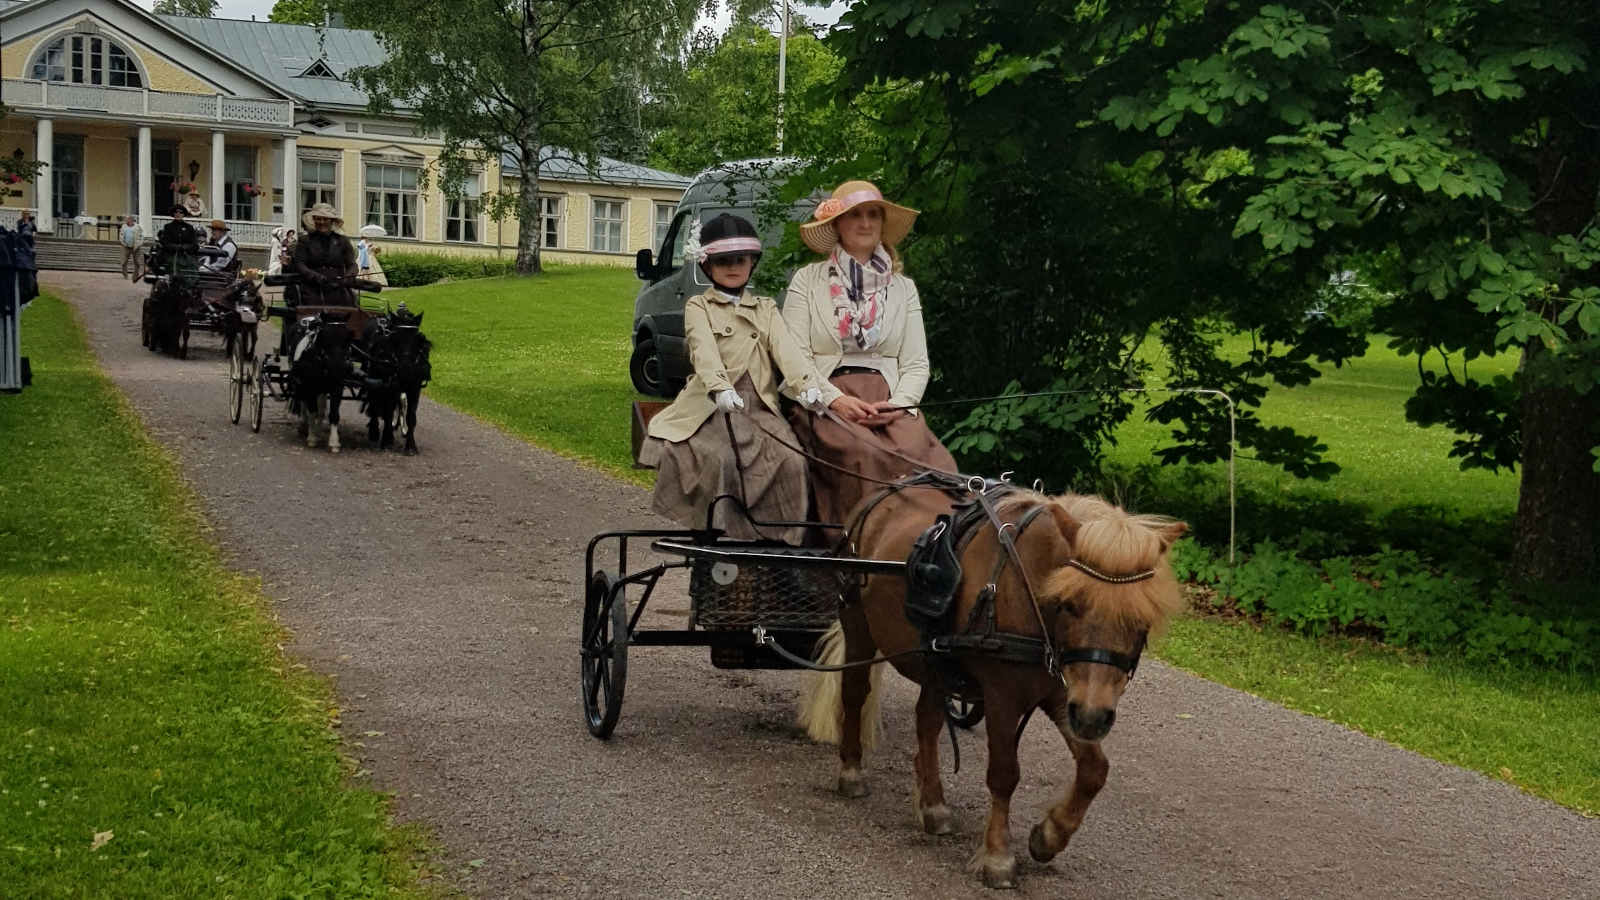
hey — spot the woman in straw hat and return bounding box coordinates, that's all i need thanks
[782,180,958,526]
[291,202,358,305]
[640,213,845,543]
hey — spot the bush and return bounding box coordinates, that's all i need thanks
[380,252,517,287]
[1172,538,1597,670]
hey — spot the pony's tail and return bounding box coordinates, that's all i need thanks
[796,620,883,754]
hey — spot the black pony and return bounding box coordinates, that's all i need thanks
[142,274,191,358]
[286,311,356,453]
[219,278,263,361]
[360,305,431,455]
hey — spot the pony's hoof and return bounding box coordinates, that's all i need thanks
[920,804,953,835]
[968,851,1017,889]
[367,424,380,442]
[837,772,868,799]
[1028,822,1060,863]
[403,445,418,457]
[329,445,341,455]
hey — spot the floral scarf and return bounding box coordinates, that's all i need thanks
[828,245,891,351]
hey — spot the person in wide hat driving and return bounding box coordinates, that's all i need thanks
[290,202,357,305]
[639,213,846,543]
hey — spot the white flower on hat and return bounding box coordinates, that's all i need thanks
[683,216,703,263]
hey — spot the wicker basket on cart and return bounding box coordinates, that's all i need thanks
[689,545,845,667]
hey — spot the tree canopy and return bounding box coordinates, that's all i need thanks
[152,0,216,16]
[343,0,702,274]
[819,0,1600,589]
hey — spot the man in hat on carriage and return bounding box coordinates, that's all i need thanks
[639,213,848,544]
[291,202,358,306]
[200,219,238,274]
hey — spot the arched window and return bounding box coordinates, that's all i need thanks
[30,35,144,88]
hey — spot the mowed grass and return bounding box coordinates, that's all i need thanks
[382,268,649,484]
[394,270,1596,813]
[1107,334,1521,522]
[0,297,435,897]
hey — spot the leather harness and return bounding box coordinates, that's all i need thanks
[852,474,1151,688]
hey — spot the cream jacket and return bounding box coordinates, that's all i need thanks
[781,259,932,413]
[646,288,842,443]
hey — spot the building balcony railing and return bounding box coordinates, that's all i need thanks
[1,79,294,129]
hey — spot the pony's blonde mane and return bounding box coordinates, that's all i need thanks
[998,491,1186,633]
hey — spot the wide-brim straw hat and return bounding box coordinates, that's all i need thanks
[800,180,918,254]
[302,202,344,233]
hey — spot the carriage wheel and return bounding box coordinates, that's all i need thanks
[580,570,629,739]
[248,360,265,433]
[945,695,985,730]
[229,361,245,425]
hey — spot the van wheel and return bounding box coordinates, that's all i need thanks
[629,337,667,396]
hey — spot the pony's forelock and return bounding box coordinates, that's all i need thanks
[1001,491,1186,633]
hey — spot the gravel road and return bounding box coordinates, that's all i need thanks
[51,271,1598,899]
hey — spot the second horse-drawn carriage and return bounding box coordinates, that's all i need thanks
[140,240,263,363]
[231,273,430,455]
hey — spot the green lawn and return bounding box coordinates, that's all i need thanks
[391,269,1596,815]
[384,268,649,483]
[0,297,436,897]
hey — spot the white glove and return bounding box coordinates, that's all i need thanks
[798,387,825,412]
[715,389,746,413]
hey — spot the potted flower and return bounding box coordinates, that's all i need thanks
[169,180,198,196]
[241,183,265,197]
[240,267,265,283]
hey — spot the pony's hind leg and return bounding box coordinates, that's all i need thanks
[326,393,342,454]
[912,685,953,834]
[1027,704,1109,865]
[967,697,1024,889]
[401,390,419,455]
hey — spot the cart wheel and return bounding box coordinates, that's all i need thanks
[945,695,984,730]
[248,359,265,433]
[581,570,628,738]
[229,359,245,425]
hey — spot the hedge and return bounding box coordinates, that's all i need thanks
[378,251,517,287]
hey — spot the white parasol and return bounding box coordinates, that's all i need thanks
[358,224,387,238]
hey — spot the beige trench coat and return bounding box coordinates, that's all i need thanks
[780,259,932,413]
[646,288,842,443]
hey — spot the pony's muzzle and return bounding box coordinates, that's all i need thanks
[1065,702,1116,742]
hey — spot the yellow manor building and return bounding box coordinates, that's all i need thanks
[0,0,690,264]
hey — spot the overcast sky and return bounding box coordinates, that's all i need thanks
[132,1,850,32]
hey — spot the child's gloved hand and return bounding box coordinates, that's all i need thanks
[715,389,746,413]
[798,387,825,412]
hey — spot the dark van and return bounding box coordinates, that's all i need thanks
[629,159,808,397]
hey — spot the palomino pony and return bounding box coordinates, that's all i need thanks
[799,481,1186,889]
[285,312,356,453]
[359,306,432,454]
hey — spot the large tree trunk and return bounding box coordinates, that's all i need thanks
[514,131,543,276]
[514,0,542,276]
[1509,119,1600,589]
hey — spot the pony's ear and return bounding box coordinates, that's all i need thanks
[1047,503,1081,547]
[413,311,423,325]
[1157,521,1189,551]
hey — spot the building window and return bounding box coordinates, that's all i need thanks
[31,36,143,87]
[52,136,84,220]
[223,145,257,221]
[654,203,674,253]
[300,159,337,215]
[445,175,482,243]
[364,163,419,239]
[591,199,624,253]
[540,196,563,249]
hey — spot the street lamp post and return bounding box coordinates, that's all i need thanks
[776,0,788,154]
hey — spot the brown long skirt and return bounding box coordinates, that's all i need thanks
[640,375,809,544]
[788,371,959,527]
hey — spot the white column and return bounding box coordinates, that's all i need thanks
[282,136,298,231]
[35,119,53,234]
[210,130,225,221]
[137,125,153,234]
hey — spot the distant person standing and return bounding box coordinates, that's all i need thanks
[17,212,36,245]
[119,215,145,281]
[357,235,386,286]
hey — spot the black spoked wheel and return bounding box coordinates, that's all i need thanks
[946,695,985,730]
[228,361,245,425]
[581,570,628,738]
[248,360,265,433]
